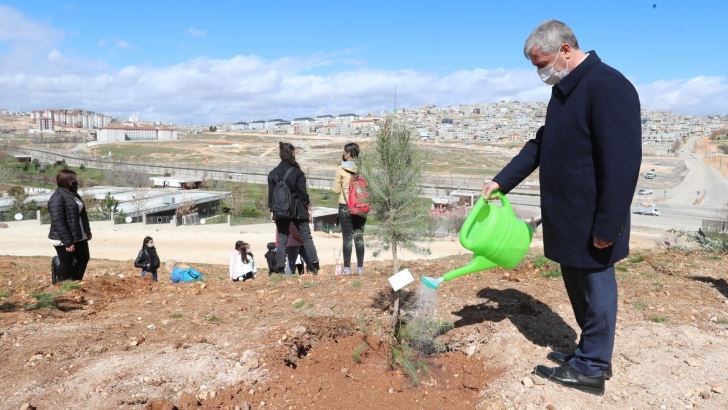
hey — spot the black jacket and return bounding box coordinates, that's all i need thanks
[493,51,641,268]
[48,187,91,247]
[267,161,310,220]
[134,247,160,271]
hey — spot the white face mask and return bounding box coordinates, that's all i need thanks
[537,50,569,85]
[147,243,154,248]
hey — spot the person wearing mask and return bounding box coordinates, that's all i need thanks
[134,236,161,282]
[267,142,320,274]
[229,241,257,281]
[48,169,92,282]
[482,20,641,395]
[332,142,366,274]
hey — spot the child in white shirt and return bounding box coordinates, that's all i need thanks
[229,241,257,281]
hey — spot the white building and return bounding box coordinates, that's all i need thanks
[98,126,178,142]
[230,122,249,131]
[249,121,265,130]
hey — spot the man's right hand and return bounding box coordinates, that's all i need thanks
[482,181,501,200]
[66,244,75,253]
[270,212,275,223]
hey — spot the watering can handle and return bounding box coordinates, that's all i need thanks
[484,190,512,213]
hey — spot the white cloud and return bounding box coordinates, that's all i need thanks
[636,76,728,116]
[188,27,207,37]
[115,39,131,49]
[0,5,725,124]
[343,59,366,66]
[97,38,107,47]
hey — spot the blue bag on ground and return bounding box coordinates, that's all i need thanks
[170,266,204,283]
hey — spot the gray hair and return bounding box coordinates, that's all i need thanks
[523,20,580,59]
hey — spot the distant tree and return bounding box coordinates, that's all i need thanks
[209,126,217,132]
[8,185,37,214]
[32,158,41,170]
[129,187,151,220]
[105,165,150,188]
[21,162,30,172]
[223,183,248,217]
[93,192,126,221]
[0,163,11,184]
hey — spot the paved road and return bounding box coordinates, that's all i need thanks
[667,136,728,207]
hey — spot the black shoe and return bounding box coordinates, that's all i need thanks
[311,261,320,276]
[547,351,612,380]
[534,364,605,396]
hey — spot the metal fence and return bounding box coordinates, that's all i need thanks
[0,210,37,222]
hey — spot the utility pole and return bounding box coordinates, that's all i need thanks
[394,84,397,113]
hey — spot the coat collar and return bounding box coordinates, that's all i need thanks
[554,50,600,96]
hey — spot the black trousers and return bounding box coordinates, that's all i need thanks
[53,240,90,281]
[338,204,366,268]
[275,218,319,270]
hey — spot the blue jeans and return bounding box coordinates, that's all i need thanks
[142,269,158,282]
[560,264,618,377]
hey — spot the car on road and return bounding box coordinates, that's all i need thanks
[690,154,697,158]
[645,172,655,179]
[638,189,653,195]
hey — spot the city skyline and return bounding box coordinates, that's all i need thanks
[1,1,727,123]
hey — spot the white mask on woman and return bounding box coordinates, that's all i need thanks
[147,243,154,248]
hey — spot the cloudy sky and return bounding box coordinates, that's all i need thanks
[1,1,727,124]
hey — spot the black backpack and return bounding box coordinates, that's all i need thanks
[271,167,296,220]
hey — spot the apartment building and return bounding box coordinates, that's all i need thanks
[98,126,178,142]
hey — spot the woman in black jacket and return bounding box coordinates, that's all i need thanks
[267,142,320,274]
[48,169,92,282]
[134,236,161,282]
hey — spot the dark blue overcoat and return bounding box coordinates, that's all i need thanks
[494,51,642,268]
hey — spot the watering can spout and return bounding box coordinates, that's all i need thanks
[442,255,499,282]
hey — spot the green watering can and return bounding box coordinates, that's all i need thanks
[422,191,534,290]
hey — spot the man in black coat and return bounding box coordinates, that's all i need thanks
[483,20,642,395]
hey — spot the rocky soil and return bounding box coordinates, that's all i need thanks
[1,246,728,409]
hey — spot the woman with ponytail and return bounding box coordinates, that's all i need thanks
[267,142,320,274]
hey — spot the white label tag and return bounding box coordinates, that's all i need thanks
[388,268,414,292]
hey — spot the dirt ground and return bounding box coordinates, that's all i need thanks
[695,137,728,179]
[2,245,728,410]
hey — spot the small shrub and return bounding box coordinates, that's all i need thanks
[59,282,82,292]
[632,301,647,310]
[651,316,668,323]
[0,292,10,299]
[26,292,58,310]
[652,282,664,289]
[706,255,723,261]
[203,314,219,321]
[301,281,318,288]
[541,270,562,279]
[352,280,362,288]
[352,342,367,363]
[615,266,628,272]
[357,312,367,335]
[532,255,551,269]
[169,313,183,319]
[269,274,286,283]
[717,319,728,325]
[628,254,645,263]
[293,300,306,309]
[393,344,428,383]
